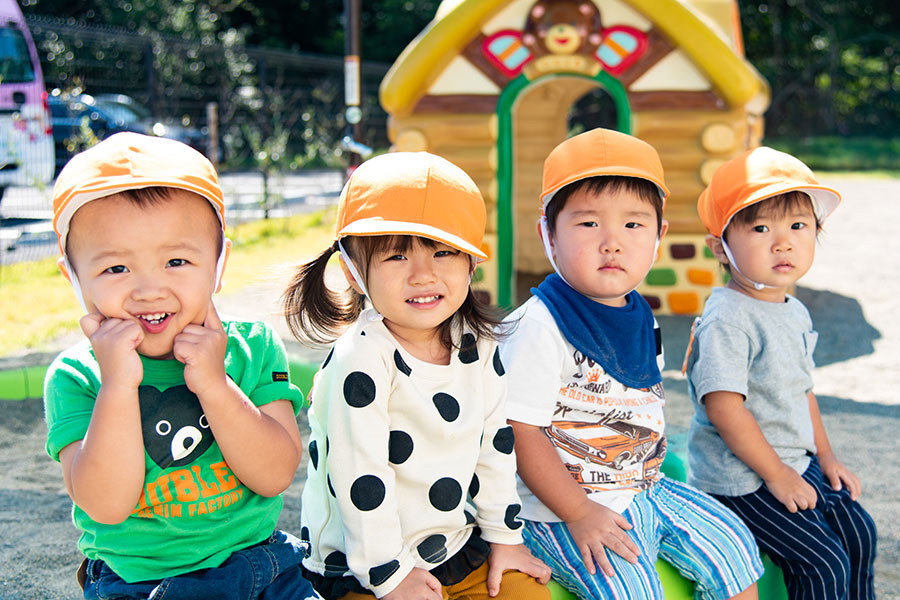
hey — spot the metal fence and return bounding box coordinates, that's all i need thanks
[1,15,389,271]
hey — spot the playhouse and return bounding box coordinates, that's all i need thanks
[379,0,770,313]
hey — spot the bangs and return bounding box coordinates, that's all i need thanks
[729,191,821,231]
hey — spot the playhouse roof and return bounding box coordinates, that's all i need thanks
[380,0,769,117]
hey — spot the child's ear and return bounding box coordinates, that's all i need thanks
[659,219,669,240]
[706,234,728,264]
[57,257,72,283]
[214,238,233,294]
[536,217,554,250]
[339,255,365,296]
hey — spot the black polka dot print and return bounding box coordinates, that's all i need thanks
[324,550,348,575]
[326,436,330,455]
[429,477,462,512]
[343,371,376,408]
[468,473,480,498]
[309,440,319,470]
[369,560,400,586]
[321,347,334,369]
[350,474,386,511]
[464,510,476,525]
[388,430,414,464]
[327,475,336,498]
[492,347,505,376]
[300,526,310,542]
[504,504,523,530]
[432,392,460,422]
[393,350,412,376]
[492,426,515,454]
[417,534,448,564]
[458,333,479,363]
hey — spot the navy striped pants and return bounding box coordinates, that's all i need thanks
[713,457,876,600]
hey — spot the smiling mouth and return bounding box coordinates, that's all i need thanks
[137,312,171,324]
[406,295,441,304]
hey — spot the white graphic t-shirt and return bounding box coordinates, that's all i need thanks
[501,297,667,520]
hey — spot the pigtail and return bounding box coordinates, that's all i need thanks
[282,241,366,346]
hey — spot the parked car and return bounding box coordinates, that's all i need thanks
[92,93,207,153]
[47,93,145,175]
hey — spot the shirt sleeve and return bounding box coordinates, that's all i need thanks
[470,343,525,546]
[317,335,416,597]
[44,347,100,462]
[225,321,305,415]
[689,318,754,402]
[500,305,568,426]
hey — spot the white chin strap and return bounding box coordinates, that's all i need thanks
[720,236,773,291]
[539,216,661,291]
[338,240,370,300]
[64,231,229,314]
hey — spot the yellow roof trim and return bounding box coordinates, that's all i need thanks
[380,0,509,117]
[380,0,768,117]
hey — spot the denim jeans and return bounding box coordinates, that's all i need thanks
[83,530,317,600]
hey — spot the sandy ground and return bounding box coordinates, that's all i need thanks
[1,175,898,599]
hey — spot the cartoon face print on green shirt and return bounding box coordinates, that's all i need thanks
[139,385,214,469]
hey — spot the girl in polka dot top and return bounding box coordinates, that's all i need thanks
[282,153,551,600]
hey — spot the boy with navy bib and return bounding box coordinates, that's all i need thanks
[500,129,763,599]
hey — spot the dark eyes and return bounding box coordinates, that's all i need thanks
[167,258,188,267]
[104,265,128,274]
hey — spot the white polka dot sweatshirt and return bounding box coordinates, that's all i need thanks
[299,310,525,597]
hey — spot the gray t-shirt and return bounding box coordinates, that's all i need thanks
[685,287,818,496]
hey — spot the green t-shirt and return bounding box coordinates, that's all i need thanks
[44,320,304,583]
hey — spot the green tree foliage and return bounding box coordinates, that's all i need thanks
[740,0,899,137]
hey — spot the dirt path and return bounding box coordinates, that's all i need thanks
[1,175,897,599]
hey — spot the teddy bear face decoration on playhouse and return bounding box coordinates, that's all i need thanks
[483,0,647,78]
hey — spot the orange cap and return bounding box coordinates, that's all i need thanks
[541,128,669,212]
[336,152,488,260]
[698,146,840,237]
[52,132,225,256]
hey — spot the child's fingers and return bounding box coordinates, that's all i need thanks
[79,312,105,338]
[591,544,616,577]
[843,471,862,500]
[486,561,502,597]
[827,470,843,492]
[203,300,224,331]
[424,571,442,598]
[577,544,597,575]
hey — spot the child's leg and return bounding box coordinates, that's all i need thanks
[714,459,860,600]
[816,460,877,600]
[443,561,550,600]
[647,478,763,600]
[521,503,665,600]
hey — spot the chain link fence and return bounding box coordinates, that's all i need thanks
[1,15,389,273]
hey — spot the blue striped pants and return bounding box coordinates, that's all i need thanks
[713,456,876,600]
[523,477,763,600]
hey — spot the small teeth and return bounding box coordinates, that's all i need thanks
[407,296,439,304]
[139,313,169,323]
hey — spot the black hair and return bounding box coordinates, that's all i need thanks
[65,186,223,272]
[282,235,505,350]
[544,176,663,236]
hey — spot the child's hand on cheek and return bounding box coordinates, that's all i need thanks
[80,312,144,389]
[173,300,228,398]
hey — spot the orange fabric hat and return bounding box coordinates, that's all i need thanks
[540,128,669,212]
[698,146,841,237]
[336,151,488,260]
[52,132,225,255]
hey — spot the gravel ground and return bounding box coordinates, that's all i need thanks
[1,175,897,599]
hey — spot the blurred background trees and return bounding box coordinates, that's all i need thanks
[19,0,900,166]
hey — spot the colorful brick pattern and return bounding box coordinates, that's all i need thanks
[638,233,727,315]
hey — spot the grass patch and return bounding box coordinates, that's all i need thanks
[764,137,900,173]
[0,208,336,358]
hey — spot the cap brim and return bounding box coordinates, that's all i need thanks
[723,183,841,233]
[541,171,669,212]
[338,219,488,261]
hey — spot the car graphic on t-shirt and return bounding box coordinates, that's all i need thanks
[545,420,660,471]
